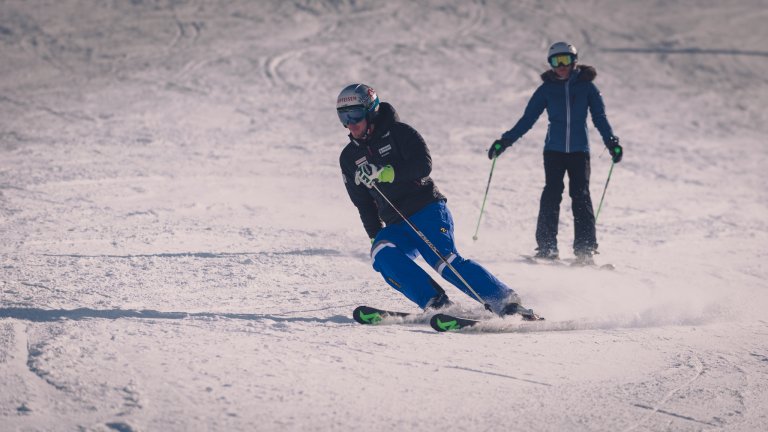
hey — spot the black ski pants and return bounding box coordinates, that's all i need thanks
[536,151,597,254]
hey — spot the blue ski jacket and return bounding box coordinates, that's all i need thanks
[501,65,615,153]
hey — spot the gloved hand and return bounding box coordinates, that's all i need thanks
[355,163,394,188]
[378,165,394,183]
[605,136,623,163]
[488,139,512,159]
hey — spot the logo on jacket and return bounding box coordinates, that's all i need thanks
[355,156,367,167]
[378,144,392,156]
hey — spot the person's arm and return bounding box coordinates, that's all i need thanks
[501,86,547,144]
[587,82,615,141]
[588,83,622,162]
[340,153,383,238]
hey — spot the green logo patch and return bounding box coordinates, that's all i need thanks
[435,318,460,331]
[358,310,383,324]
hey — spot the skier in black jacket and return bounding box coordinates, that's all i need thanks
[338,83,537,318]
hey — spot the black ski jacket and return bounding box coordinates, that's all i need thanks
[339,102,445,239]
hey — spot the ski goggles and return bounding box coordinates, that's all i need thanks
[549,54,575,68]
[337,105,367,126]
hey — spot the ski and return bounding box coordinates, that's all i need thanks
[430,307,545,333]
[520,254,566,266]
[567,259,615,270]
[520,254,615,270]
[353,305,417,325]
[353,305,494,326]
[430,313,482,332]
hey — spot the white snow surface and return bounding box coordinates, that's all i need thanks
[1,0,767,431]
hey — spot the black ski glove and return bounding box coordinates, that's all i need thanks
[488,139,512,159]
[605,136,623,163]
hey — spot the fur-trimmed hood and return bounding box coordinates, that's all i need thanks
[541,65,597,83]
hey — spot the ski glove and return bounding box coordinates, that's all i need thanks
[354,163,395,188]
[488,139,512,159]
[604,136,623,163]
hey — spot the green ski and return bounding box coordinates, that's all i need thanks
[430,313,482,332]
[353,305,413,325]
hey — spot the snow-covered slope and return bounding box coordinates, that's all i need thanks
[1,1,767,430]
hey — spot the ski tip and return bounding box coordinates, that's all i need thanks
[353,306,383,325]
[429,313,479,332]
[429,314,457,332]
[353,306,413,325]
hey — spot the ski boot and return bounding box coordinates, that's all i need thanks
[501,303,542,321]
[425,291,454,311]
[573,249,596,266]
[534,247,559,260]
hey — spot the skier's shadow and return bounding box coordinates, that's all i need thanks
[0,307,352,324]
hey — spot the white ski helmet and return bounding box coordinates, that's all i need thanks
[547,42,578,67]
[336,83,380,126]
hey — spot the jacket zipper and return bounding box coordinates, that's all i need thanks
[565,79,571,153]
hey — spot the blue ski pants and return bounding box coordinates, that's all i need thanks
[370,201,518,313]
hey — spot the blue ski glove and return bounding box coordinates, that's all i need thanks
[604,136,623,163]
[488,139,512,159]
[354,163,394,188]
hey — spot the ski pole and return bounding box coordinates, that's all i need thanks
[472,155,498,241]
[594,161,615,225]
[370,182,492,312]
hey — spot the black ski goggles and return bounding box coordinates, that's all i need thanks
[337,105,367,126]
[549,54,575,68]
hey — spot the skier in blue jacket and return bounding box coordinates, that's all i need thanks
[337,83,538,319]
[489,42,623,264]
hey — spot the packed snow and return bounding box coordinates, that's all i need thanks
[1,0,767,431]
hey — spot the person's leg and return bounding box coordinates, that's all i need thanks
[371,224,449,309]
[536,151,567,256]
[409,201,520,314]
[567,152,597,255]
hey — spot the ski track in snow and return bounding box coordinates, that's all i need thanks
[1,0,767,430]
